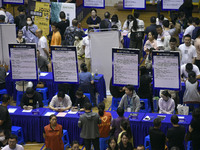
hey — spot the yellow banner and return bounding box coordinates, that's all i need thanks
[34,2,50,39]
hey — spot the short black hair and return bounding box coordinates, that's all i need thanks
[171,115,179,124]
[76,89,83,97]
[159,14,164,21]
[49,114,56,120]
[57,91,65,98]
[150,16,156,23]
[134,11,140,18]
[125,85,135,92]
[17,6,25,12]
[186,63,193,71]
[184,34,191,39]
[91,8,97,13]
[51,22,58,28]
[80,63,87,72]
[9,134,18,141]
[2,94,10,103]
[59,11,66,19]
[188,17,193,24]
[156,25,162,29]
[117,107,124,117]
[104,11,110,19]
[192,108,200,119]
[193,17,200,25]
[26,87,34,95]
[161,90,171,98]
[163,20,169,28]
[72,19,78,26]
[153,118,161,127]
[188,71,196,79]
[84,102,92,110]
[170,37,177,43]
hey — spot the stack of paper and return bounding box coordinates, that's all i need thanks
[8,108,17,113]
[22,109,32,113]
[56,112,67,117]
[44,112,55,116]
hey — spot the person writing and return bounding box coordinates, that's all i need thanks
[49,91,72,112]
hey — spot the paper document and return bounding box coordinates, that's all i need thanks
[8,108,17,113]
[56,112,67,117]
[22,109,32,113]
[40,73,48,76]
[44,112,55,116]
[67,110,77,114]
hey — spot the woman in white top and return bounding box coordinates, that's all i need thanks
[111,14,122,30]
[183,71,200,103]
[122,14,133,31]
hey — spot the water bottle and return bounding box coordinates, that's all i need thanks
[78,104,80,116]
[36,101,39,113]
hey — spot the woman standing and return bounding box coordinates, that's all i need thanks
[22,16,38,43]
[43,114,64,150]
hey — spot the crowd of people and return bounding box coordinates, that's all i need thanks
[0,0,200,149]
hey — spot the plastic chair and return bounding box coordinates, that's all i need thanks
[187,141,192,150]
[144,135,151,150]
[0,89,7,101]
[36,87,48,106]
[62,129,70,149]
[11,126,25,144]
[99,136,110,150]
[16,91,24,106]
[111,97,121,111]
[84,93,92,106]
[139,99,151,113]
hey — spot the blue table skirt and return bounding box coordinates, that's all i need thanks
[8,106,46,142]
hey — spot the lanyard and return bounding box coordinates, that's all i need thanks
[127,96,131,106]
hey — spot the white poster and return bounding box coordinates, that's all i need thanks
[124,0,145,9]
[113,48,139,86]
[153,51,180,90]
[84,0,104,8]
[51,46,78,83]
[51,2,76,25]
[162,0,184,10]
[90,31,120,90]
[0,0,2,7]
[2,0,23,4]
[9,44,38,80]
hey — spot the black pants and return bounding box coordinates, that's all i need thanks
[84,138,100,150]
[129,39,143,59]
[192,140,200,150]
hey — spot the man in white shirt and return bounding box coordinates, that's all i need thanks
[2,134,24,150]
[82,28,93,72]
[49,91,72,112]
[181,63,200,80]
[179,34,197,65]
[156,25,171,50]
[35,29,49,60]
[183,17,195,37]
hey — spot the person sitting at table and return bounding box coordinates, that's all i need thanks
[183,71,200,104]
[111,107,129,140]
[37,50,51,72]
[79,63,96,106]
[98,102,112,138]
[166,115,185,150]
[106,136,118,150]
[49,91,72,112]
[122,14,133,31]
[181,63,200,80]
[20,87,43,110]
[71,140,80,150]
[2,134,24,150]
[118,132,133,150]
[118,85,140,112]
[72,89,90,111]
[0,95,11,137]
[117,120,133,146]
[43,114,64,150]
[149,118,166,150]
[0,66,6,90]
[189,108,200,150]
[109,77,125,98]
[158,90,175,114]
[0,129,8,148]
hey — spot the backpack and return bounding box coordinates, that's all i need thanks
[18,15,27,29]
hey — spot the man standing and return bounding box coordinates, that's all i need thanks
[2,134,24,150]
[0,95,12,137]
[50,22,61,46]
[179,34,197,65]
[37,50,51,72]
[0,6,14,24]
[149,118,166,150]
[118,85,140,112]
[49,91,72,112]
[35,29,49,60]
[167,115,185,150]
[78,103,101,150]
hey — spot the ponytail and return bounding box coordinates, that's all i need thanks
[98,102,105,116]
[132,17,138,31]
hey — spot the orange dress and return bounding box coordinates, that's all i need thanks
[44,124,64,150]
[98,111,112,138]
[50,31,61,46]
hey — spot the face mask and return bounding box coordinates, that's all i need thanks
[75,36,79,40]
[0,136,5,141]
[27,21,32,25]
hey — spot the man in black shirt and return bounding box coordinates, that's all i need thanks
[0,95,12,137]
[144,16,157,38]
[20,87,43,109]
[57,11,70,42]
[86,8,101,29]
[149,118,166,150]
[167,115,185,150]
